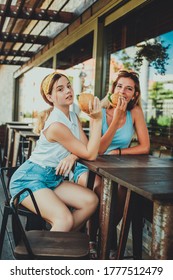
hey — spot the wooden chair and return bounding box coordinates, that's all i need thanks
[0,166,46,258]
[10,188,90,260]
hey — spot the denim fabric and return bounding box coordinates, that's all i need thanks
[10,160,64,203]
[73,162,88,183]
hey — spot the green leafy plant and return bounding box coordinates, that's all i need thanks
[134,38,170,75]
[157,116,172,127]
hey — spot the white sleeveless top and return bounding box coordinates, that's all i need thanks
[29,107,80,168]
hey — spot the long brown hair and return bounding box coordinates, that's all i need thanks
[101,70,141,110]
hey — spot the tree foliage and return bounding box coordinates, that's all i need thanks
[149,81,173,108]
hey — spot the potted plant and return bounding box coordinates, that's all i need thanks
[134,38,170,75]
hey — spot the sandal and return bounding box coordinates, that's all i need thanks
[89,241,98,260]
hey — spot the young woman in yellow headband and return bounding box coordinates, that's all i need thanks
[10,72,102,232]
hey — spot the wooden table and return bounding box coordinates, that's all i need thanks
[80,155,173,260]
[12,129,38,166]
[80,155,173,170]
[99,167,173,260]
[5,125,33,167]
[2,122,31,166]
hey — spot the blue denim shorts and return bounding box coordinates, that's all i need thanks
[73,162,88,183]
[10,160,64,203]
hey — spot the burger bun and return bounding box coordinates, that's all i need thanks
[78,93,94,114]
[108,93,119,107]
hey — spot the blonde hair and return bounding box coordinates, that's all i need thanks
[33,107,53,135]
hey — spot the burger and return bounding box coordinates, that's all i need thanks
[77,93,94,113]
[108,92,119,107]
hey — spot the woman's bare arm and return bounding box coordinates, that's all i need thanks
[108,106,150,155]
[45,97,102,160]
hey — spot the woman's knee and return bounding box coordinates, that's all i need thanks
[84,190,99,211]
[51,210,74,231]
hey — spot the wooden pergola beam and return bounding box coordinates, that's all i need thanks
[0,59,23,65]
[0,5,74,23]
[0,49,34,57]
[0,32,49,44]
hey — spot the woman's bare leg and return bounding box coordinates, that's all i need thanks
[78,173,127,256]
[54,181,99,231]
[78,173,101,242]
[21,187,74,231]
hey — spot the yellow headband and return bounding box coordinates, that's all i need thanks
[42,72,57,96]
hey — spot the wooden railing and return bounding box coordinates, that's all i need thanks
[148,125,173,157]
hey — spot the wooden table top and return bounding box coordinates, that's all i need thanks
[99,167,173,201]
[10,125,33,131]
[6,121,31,126]
[80,155,173,171]
[19,130,39,138]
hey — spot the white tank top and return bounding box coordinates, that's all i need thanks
[29,107,80,168]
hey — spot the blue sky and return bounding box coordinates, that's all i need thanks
[159,31,173,74]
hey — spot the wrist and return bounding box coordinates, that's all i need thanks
[70,154,78,161]
[92,118,102,123]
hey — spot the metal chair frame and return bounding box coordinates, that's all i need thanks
[10,188,89,260]
[0,167,46,258]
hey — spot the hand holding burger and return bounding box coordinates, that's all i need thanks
[77,92,94,113]
[77,92,102,119]
[108,92,119,107]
